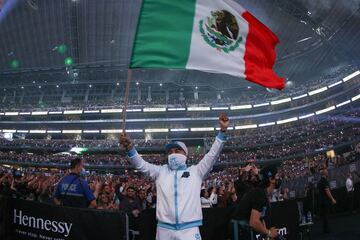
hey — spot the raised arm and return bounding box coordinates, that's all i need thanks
[120,133,161,180]
[196,114,229,179]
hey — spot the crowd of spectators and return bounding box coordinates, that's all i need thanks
[1,145,358,212]
[0,122,358,167]
[0,64,355,112]
[1,111,359,153]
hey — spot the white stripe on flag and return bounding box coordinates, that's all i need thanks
[186,0,249,78]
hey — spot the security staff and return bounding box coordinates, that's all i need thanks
[318,167,336,233]
[120,113,229,240]
[53,158,97,208]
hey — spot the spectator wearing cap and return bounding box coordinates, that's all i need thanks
[53,158,99,208]
[120,114,229,240]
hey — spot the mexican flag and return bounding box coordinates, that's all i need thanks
[130,0,285,90]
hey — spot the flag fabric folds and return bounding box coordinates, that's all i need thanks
[131,0,285,90]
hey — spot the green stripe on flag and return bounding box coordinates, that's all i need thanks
[130,0,197,69]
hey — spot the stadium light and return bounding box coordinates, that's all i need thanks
[230,105,252,110]
[299,113,315,119]
[5,112,19,116]
[48,111,63,115]
[143,107,167,112]
[168,108,186,111]
[83,110,100,114]
[187,107,211,111]
[62,130,82,134]
[328,81,342,88]
[64,110,83,115]
[126,129,143,133]
[126,109,142,112]
[101,129,122,134]
[235,124,257,129]
[17,130,29,133]
[336,100,351,108]
[83,130,100,133]
[190,127,214,132]
[170,128,189,132]
[315,106,336,115]
[215,127,234,131]
[19,112,31,115]
[2,129,16,133]
[145,128,169,133]
[351,93,360,102]
[0,113,4,116]
[258,122,276,127]
[292,94,308,100]
[32,111,48,116]
[101,109,123,113]
[253,103,269,108]
[271,98,291,105]
[47,130,62,134]
[29,130,46,134]
[211,107,229,110]
[277,117,298,125]
[308,87,328,96]
[343,70,360,82]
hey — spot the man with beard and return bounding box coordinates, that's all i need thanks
[233,166,280,240]
[318,167,336,233]
[120,114,229,240]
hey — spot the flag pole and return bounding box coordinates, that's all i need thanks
[121,69,132,133]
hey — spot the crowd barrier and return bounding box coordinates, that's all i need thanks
[0,196,128,240]
[0,196,299,240]
[4,188,359,240]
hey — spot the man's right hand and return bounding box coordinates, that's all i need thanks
[269,227,279,239]
[120,133,133,151]
[332,198,337,205]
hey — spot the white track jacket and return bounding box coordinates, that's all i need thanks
[127,132,226,230]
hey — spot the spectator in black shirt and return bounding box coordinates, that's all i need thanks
[317,167,336,233]
[233,166,280,240]
[116,186,142,231]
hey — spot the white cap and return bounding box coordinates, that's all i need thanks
[165,141,188,156]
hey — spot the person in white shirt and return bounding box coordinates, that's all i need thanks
[120,114,229,240]
[200,188,217,208]
[345,172,355,213]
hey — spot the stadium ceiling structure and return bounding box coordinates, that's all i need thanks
[0,0,359,93]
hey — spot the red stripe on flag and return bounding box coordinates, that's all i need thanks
[242,11,285,90]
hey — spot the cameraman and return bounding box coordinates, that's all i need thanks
[53,158,99,208]
[233,166,280,240]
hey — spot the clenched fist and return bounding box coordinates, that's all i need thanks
[219,113,229,132]
[119,133,133,151]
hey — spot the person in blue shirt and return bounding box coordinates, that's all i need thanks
[53,158,97,208]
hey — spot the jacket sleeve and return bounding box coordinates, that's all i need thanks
[195,132,226,179]
[127,147,161,180]
[209,192,218,205]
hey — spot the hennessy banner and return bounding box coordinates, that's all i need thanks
[0,196,127,240]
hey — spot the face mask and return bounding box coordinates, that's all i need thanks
[168,153,187,170]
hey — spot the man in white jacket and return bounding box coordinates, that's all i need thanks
[120,114,229,240]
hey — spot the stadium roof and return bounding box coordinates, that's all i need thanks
[0,0,359,92]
